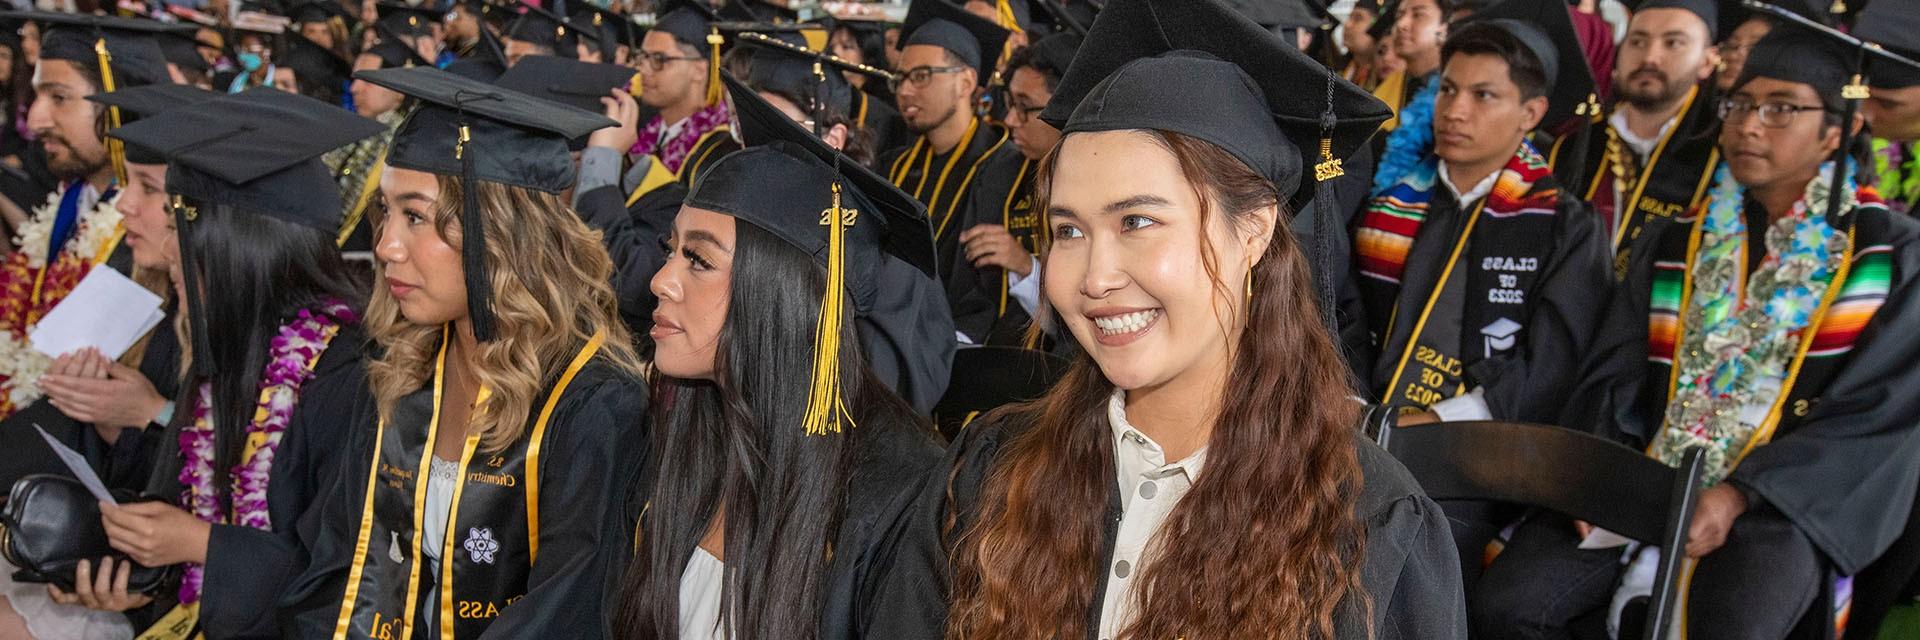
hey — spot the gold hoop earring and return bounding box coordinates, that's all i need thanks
[1244,264,1255,302]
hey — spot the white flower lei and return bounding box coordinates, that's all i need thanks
[13,187,125,269]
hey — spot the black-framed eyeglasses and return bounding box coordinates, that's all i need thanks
[1006,102,1045,122]
[1718,98,1828,128]
[888,65,967,92]
[638,51,703,71]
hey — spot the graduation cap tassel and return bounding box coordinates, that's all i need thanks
[810,61,828,139]
[803,180,851,437]
[1310,75,1343,336]
[172,196,213,378]
[1558,93,1600,196]
[1829,48,1868,222]
[705,28,724,106]
[95,37,126,188]
[456,122,496,341]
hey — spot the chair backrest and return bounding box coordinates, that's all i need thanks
[932,346,1070,437]
[1379,421,1705,640]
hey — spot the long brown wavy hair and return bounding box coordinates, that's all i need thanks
[365,175,645,452]
[946,130,1370,640]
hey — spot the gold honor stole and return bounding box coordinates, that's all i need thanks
[333,328,605,640]
[996,157,1044,347]
[886,118,1009,244]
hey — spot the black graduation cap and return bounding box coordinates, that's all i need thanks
[736,29,894,119]
[1457,0,1596,129]
[354,65,617,340]
[446,21,508,80]
[505,1,602,58]
[570,3,638,49]
[1222,0,1319,31]
[1027,0,1089,35]
[897,0,1010,80]
[495,55,635,147]
[1366,0,1396,40]
[717,0,801,24]
[651,0,719,50]
[1040,0,1389,202]
[693,72,944,434]
[1638,0,1718,38]
[1039,0,1389,330]
[157,24,212,74]
[91,84,216,163]
[289,0,353,25]
[109,87,383,376]
[277,32,351,87]
[1852,0,1920,89]
[366,30,434,67]
[109,87,383,232]
[375,1,440,39]
[16,11,172,87]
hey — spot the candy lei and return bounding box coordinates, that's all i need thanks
[176,300,354,604]
[1651,161,1852,484]
[0,189,124,418]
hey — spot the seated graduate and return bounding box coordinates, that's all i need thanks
[38,87,382,639]
[1353,0,1609,428]
[282,65,648,640]
[609,73,947,640]
[631,0,740,186]
[951,33,1081,347]
[866,0,1467,638]
[1472,24,1920,640]
[0,83,208,640]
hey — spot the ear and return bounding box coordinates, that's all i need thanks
[823,123,851,151]
[1520,95,1548,132]
[1697,47,1721,82]
[1241,203,1281,269]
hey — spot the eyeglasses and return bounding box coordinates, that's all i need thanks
[1717,98,1829,128]
[888,65,967,92]
[637,51,704,71]
[1005,102,1045,122]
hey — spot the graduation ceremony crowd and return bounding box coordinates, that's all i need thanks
[0,0,1918,636]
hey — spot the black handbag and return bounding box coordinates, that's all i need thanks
[0,474,175,594]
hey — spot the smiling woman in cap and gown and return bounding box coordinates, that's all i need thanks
[280,66,649,640]
[866,0,1466,638]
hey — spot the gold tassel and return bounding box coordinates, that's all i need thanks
[705,28,724,107]
[803,182,854,436]
[993,0,1019,30]
[95,38,125,188]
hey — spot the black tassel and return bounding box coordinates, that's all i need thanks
[458,122,496,341]
[1310,75,1340,336]
[1557,105,1597,197]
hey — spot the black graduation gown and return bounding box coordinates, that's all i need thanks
[612,414,945,640]
[1565,196,1920,578]
[676,129,741,188]
[575,180,686,337]
[280,358,649,640]
[947,151,1041,346]
[851,91,913,159]
[875,118,1017,340]
[864,413,1469,639]
[1357,179,1610,423]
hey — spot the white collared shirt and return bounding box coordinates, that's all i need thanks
[1436,159,1501,207]
[1096,391,1208,640]
[1608,109,1679,161]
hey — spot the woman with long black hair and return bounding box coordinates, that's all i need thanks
[609,76,949,640]
[870,1,1466,638]
[41,87,383,639]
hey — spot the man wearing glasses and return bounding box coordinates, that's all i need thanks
[877,0,1017,344]
[1550,0,1724,282]
[633,0,739,186]
[947,32,1078,347]
[1484,25,1920,640]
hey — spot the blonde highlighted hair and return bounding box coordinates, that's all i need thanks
[366,175,645,452]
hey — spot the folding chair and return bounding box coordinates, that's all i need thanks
[1377,420,1706,640]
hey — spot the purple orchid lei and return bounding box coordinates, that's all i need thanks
[175,299,355,604]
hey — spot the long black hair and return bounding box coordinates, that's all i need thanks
[615,220,922,640]
[171,201,365,506]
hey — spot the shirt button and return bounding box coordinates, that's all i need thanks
[1114,559,1131,578]
[1138,481,1158,499]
